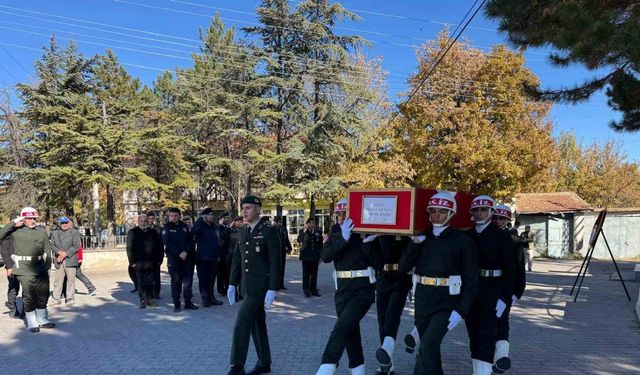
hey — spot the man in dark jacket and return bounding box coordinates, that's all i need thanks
[215,212,231,296]
[273,216,292,290]
[297,217,323,297]
[1,215,22,319]
[193,208,224,307]
[127,214,164,308]
[146,211,163,299]
[162,208,197,313]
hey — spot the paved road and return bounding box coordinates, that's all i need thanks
[1,258,638,374]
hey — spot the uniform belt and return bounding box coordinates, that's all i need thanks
[479,269,502,277]
[13,255,43,261]
[336,269,371,279]
[415,275,449,286]
[383,263,399,271]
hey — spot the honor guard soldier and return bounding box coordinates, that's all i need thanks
[0,207,55,332]
[297,217,323,297]
[398,192,478,374]
[361,233,412,375]
[315,199,375,375]
[162,208,198,313]
[491,205,526,374]
[464,195,514,375]
[227,195,280,375]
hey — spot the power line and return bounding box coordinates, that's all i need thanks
[0,62,20,81]
[0,44,30,76]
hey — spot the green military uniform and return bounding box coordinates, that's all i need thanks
[0,220,55,332]
[228,198,280,375]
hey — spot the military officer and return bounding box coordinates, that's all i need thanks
[361,233,412,375]
[162,208,197,313]
[1,213,22,319]
[464,195,514,375]
[227,195,280,375]
[315,199,375,375]
[398,192,478,374]
[491,205,526,374]
[297,217,323,297]
[0,207,55,332]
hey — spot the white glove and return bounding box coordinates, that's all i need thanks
[341,218,354,241]
[227,285,236,306]
[496,299,507,318]
[264,290,276,309]
[12,217,23,224]
[512,295,518,305]
[411,235,426,244]
[447,310,462,331]
[362,234,380,243]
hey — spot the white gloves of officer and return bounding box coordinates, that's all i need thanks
[264,290,276,309]
[496,299,507,318]
[512,295,518,305]
[12,217,23,224]
[341,218,354,241]
[411,235,426,244]
[447,310,462,331]
[362,234,380,243]
[227,285,236,306]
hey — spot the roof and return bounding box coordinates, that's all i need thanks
[515,192,592,214]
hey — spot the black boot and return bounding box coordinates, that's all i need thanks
[139,300,147,309]
[303,289,311,298]
[311,289,321,297]
[246,363,271,375]
[174,302,181,313]
[202,298,213,307]
[184,301,199,310]
[227,365,245,375]
[211,297,223,306]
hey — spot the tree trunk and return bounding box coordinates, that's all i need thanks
[309,193,317,222]
[106,184,115,224]
[92,182,101,235]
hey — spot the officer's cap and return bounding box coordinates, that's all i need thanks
[241,195,262,206]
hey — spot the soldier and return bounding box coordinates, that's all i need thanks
[162,208,198,313]
[226,195,280,375]
[227,216,244,301]
[0,207,55,333]
[361,233,412,375]
[127,214,164,308]
[50,216,81,305]
[315,199,375,375]
[147,211,163,299]
[1,213,23,319]
[273,216,292,291]
[491,205,526,374]
[397,192,478,374]
[193,208,224,307]
[464,195,514,375]
[297,217,323,297]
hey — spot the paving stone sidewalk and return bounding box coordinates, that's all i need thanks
[1,257,638,375]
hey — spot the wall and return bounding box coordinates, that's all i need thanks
[581,210,640,259]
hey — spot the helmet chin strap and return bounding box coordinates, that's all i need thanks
[431,211,454,234]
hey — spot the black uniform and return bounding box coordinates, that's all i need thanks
[362,236,412,343]
[126,227,164,303]
[399,228,478,375]
[297,227,323,295]
[464,224,514,365]
[1,237,22,317]
[0,222,52,313]
[215,225,231,295]
[277,224,292,290]
[162,221,195,307]
[319,224,375,369]
[228,220,280,370]
[149,224,163,298]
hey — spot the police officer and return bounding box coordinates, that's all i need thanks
[397,192,478,374]
[491,205,526,374]
[360,233,412,375]
[147,211,163,299]
[315,199,375,375]
[297,217,323,297]
[0,207,55,332]
[227,195,280,375]
[464,195,514,375]
[162,208,198,313]
[1,213,22,319]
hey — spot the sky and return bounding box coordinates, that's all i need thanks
[1,0,639,161]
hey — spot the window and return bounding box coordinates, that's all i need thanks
[287,209,305,235]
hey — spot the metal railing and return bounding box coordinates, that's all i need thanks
[80,235,127,250]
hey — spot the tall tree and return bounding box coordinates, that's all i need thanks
[485,0,640,131]
[391,33,557,199]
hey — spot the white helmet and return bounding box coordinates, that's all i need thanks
[470,195,495,225]
[20,206,39,219]
[493,204,512,220]
[427,192,457,227]
[334,198,348,213]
